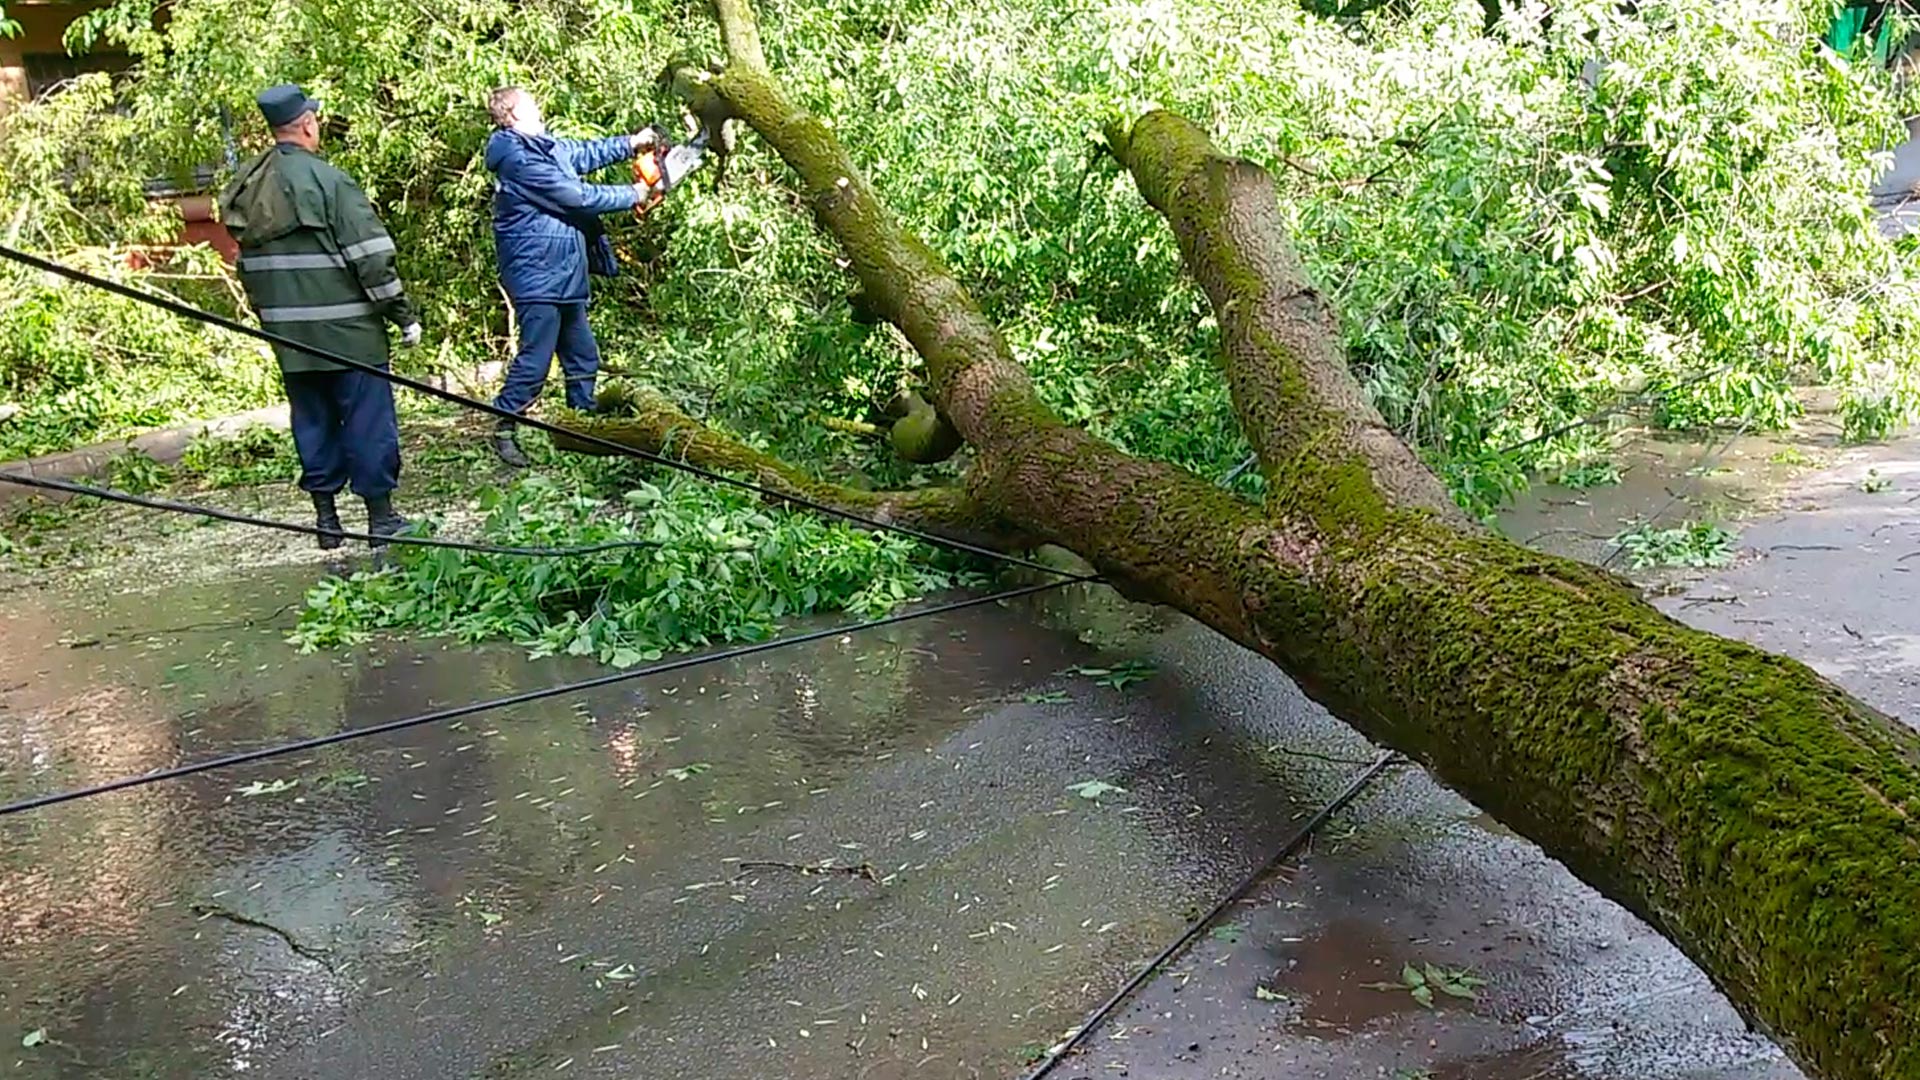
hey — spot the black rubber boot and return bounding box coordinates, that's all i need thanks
[493,418,531,468]
[363,495,410,549]
[311,492,345,551]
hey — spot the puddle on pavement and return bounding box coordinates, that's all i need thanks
[4,399,1893,1080]
[0,566,1324,1079]
[1075,769,1800,1080]
[1432,1041,1580,1080]
[1268,917,1426,1033]
[1497,412,1846,566]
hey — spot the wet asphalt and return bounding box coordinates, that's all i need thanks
[2,422,1916,1079]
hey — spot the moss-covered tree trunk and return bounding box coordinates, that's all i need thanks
[557,7,1920,1076]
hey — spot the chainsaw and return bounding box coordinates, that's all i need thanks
[632,121,711,216]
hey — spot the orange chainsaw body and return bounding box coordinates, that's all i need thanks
[633,149,667,216]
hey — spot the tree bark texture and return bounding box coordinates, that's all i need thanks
[556,10,1920,1077]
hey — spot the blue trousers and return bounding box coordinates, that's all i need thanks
[495,301,600,415]
[282,368,401,499]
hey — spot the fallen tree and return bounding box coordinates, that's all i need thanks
[557,3,1920,1074]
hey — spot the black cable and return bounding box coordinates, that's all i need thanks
[0,470,671,557]
[0,245,1090,582]
[0,577,1081,818]
[1019,750,1401,1080]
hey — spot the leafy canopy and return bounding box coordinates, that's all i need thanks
[0,0,1914,521]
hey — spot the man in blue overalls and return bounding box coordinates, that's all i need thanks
[482,86,653,467]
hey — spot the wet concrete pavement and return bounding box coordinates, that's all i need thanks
[3,420,1917,1079]
[1065,422,1919,1080]
[0,564,1327,1079]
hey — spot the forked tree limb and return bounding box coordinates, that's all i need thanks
[645,6,1920,1076]
[554,387,1022,549]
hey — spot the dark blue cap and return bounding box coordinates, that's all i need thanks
[257,84,320,128]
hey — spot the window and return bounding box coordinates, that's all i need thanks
[22,50,131,101]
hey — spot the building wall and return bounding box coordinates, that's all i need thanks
[1,1,126,118]
[2,3,234,263]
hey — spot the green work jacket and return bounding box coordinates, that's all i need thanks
[218,144,418,374]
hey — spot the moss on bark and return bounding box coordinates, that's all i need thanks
[887,391,964,464]
[1105,113,1920,1078]
[648,8,1920,1073]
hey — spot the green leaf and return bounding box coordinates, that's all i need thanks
[22,1028,46,1048]
[1401,963,1426,987]
[1411,984,1434,1008]
[1254,985,1286,1002]
[1066,779,1126,800]
[236,778,298,798]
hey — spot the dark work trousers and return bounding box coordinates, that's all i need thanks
[281,367,402,499]
[494,301,601,415]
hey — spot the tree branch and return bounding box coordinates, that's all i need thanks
[699,66,1037,448]
[1105,112,1463,524]
[552,386,1023,550]
[711,0,767,72]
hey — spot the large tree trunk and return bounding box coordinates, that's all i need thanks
[561,8,1920,1076]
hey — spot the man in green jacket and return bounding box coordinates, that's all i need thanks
[219,84,422,550]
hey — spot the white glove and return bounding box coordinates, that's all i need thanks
[401,322,422,348]
[630,128,659,153]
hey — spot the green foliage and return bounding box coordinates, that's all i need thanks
[1066,778,1126,800]
[1,0,1915,510]
[1364,962,1485,1008]
[0,79,281,460]
[103,447,172,493]
[288,472,980,663]
[1067,660,1157,689]
[0,244,280,462]
[175,424,301,488]
[1609,520,1739,568]
[1554,459,1622,489]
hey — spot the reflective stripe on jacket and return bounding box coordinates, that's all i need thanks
[219,144,418,374]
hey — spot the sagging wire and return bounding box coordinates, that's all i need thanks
[0,577,1082,818]
[1600,413,1756,570]
[0,244,1096,584]
[1018,750,1403,1080]
[0,470,671,557]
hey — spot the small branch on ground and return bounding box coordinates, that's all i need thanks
[191,903,337,972]
[732,860,881,883]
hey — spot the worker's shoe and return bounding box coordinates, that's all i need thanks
[363,495,410,549]
[311,492,345,551]
[492,419,531,469]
